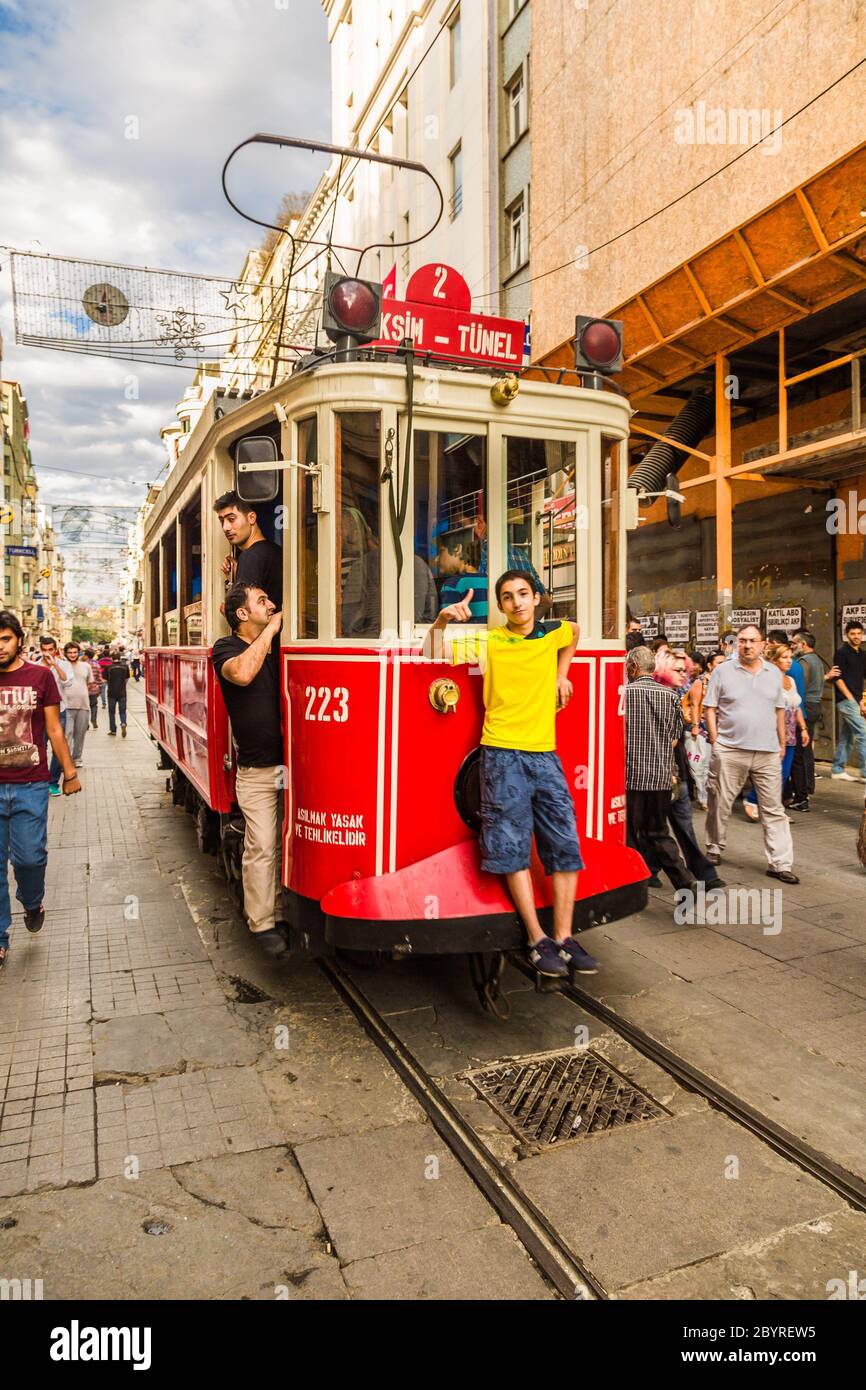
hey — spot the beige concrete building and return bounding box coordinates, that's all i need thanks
[529,1,866,758]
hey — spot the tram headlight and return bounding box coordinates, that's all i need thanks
[323,272,383,346]
[574,316,623,375]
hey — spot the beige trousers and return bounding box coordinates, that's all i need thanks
[234,765,282,933]
[705,744,794,872]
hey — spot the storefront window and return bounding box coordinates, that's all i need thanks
[414,430,487,624]
[505,437,577,620]
[601,435,621,639]
[335,413,381,637]
[297,416,318,637]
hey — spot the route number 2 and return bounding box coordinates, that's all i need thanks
[304,686,349,722]
[433,265,448,299]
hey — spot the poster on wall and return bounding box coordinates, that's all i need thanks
[695,611,720,650]
[841,604,866,634]
[731,608,762,630]
[662,611,690,644]
[640,614,659,638]
[765,606,803,637]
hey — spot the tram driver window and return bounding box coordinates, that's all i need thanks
[335,413,381,637]
[414,431,487,624]
[505,437,577,621]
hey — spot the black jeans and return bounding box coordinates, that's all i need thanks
[108,694,127,734]
[647,781,719,883]
[787,711,818,802]
[627,788,693,889]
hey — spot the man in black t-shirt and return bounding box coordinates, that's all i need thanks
[831,620,866,781]
[212,582,286,958]
[214,491,283,610]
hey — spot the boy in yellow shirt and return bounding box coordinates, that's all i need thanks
[424,570,598,979]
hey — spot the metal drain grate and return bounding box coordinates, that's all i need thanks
[462,1050,668,1147]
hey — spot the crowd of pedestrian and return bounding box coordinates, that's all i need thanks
[0,626,137,968]
[624,616,866,903]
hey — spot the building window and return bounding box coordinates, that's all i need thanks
[509,192,528,273]
[22,574,30,597]
[449,143,463,219]
[506,67,527,145]
[3,577,9,597]
[3,453,9,475]
[449,7,461,87]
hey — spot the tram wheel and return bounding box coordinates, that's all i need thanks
[195,803,219,856]
[170,768,186,806]
[219,820,245,917]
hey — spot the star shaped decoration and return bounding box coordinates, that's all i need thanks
[220,283,249,316]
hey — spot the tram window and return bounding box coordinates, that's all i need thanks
[162,529,178,644]
[298,416,318,638]
[505,437,577,621]
[180,491,203,646]
[601,435,621,640]
[414,431,487,624]
[335,412,381,637]
[149,548,160,645]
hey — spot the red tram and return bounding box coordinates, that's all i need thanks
[144,262,648,985]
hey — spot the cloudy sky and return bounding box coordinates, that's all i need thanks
[0,0,330,602]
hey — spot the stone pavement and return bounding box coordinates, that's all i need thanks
[0,685,551,1300]
[2,683,865,1301]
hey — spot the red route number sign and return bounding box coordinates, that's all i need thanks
[373,263,525,369]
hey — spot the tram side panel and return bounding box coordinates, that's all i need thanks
[144,647,235,814]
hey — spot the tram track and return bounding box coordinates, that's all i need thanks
[320,950,866,1302]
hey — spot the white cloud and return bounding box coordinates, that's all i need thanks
[0,0,330,603]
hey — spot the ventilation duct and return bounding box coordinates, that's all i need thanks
[628,389,715,500]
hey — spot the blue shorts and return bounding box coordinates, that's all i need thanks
[479,747,584,876]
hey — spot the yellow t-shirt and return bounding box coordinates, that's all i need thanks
[451,620,574,752]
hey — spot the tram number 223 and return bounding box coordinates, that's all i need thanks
[304,685,349,723]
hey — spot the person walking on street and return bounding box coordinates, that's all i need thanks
[791,629,828,804]
[57,643,92,767]
[742,641,808,819]
[211,582,287,959]
[624,645,695,899]
[0,611,81,970]
[106,648,130,737]
[130,636,142,682]
[37,636,72,796]
[97,644,112,712]
[85,648,103,729]
[652,650,724,889]
[830,620,866,782]
[704,625,799,884]
[423,570,595,980]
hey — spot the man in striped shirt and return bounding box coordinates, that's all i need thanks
[624,646,694,892]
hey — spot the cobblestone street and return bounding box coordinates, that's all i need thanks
[2,685,866,1301]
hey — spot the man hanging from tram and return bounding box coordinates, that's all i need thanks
[424,570,601,980]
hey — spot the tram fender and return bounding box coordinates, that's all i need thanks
[321,836,649,922]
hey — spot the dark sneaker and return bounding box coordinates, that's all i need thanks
[121,725,127,738]
[767,868,800,885]
[253,927,289,959]
[647,874,663,888]
[24,905,45,935]
[556,938,600,974]
[788,800,810,812]
[527,936,569,978]
[107,731,116,736]
[703,876,726,891]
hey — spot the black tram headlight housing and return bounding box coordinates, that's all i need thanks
[322,272,383,347]
[574,316,624,375]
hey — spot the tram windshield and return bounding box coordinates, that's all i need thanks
[414,430,487,624]
[505,437,578,621]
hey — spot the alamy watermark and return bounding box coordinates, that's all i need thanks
[674,884,782,935]
[674,101,782,156]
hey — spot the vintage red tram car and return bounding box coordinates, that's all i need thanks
[144,269,648,966]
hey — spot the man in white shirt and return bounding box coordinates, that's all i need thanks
[56,642,92,767]
[38,636,72,795]
[703,625,798,884]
